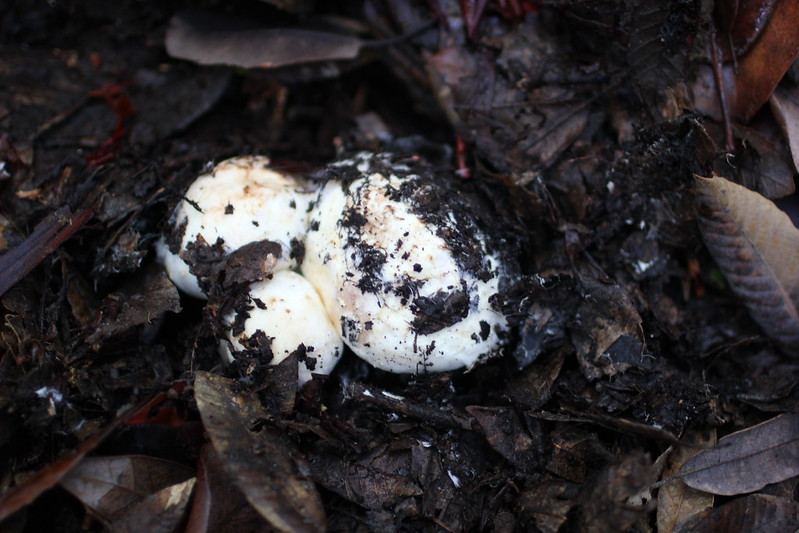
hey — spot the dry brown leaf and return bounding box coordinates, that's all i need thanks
[570,277,644,380]
[0,395,164,522]
[687,493,799,531]
[679,414,799,495]
[769,86,799,173]
[193,371,326,533]
[728,0,799,121]
[185,445,266,533]
[656,429,715,533]
[694,174,799,354]
[109,477,196,533]
[59,455,194,522]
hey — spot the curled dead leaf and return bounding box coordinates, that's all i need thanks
[165,10,364,69]
[193,371,326,533]
[59,455,194,522]
[694,174,799,355]
[679,414,799,496]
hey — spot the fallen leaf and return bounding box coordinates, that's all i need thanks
[570,276,645,380]
[185,445,266,533]
[694,174,799,354]
[0,206,93,299]
[165,10,364,69]
[656,429,715,533]
[87,266,182,345]
[573,450,657,533]
[769,86,799,173]
[109,477,196,533]
[517,480,577,533]
[0,394,165,522]
[193,371,326,533]
[687,493,799,532]
[727,0,799,122]
[466,406,544,474]
[731,117,796,199]
[59,455,194,521]
[679,414,799,495]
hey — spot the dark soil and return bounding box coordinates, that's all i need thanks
[1,1,798,532]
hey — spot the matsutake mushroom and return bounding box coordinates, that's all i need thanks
[302,152,513,373]
[156,156,315,299]
[158,151,518,381]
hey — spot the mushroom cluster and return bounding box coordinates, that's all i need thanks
[158,152,515,383]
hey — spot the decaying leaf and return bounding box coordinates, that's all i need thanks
[656,429,715,533]
[109,477,196,533]
[571,450,657,533]
[570,277,645,380]
[466,406,544,474]
[732,117,796,199]
[694,174,799,354]
[193,371,326,533]
[679,414,799,495]
[0,206,93,299]
[0,395,166,522]
[688,493,799,531]
[59,455,194,521]
[165,10,364,69]
[725,0,799,122]
[87,266,181,346]
[185,445,266,533]
[770,86,799,173]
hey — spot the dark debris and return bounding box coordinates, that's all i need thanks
[1,0,797,531]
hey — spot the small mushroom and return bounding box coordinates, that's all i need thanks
[156,156,315,298]
[219,270,343,384]
[302,152,510,373]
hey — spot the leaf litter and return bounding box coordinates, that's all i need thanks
[3,0,799,531]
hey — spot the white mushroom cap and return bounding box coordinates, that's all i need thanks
[220,270,343,384]
[157,156,316,298]
[301,153,508,373]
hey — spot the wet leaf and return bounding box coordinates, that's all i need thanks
[193,371,326,533]
[716,0,778,59]
[688,493,799,532]
[87,266,181,345]
[185,445,265,533]
[0,206,93,299]
[694,174,799,354]
[0,396,164,521]
[165,10,364,69]
[517,480,577,533]
[626,1,686,94]
[466,406,544,474]
[728,0,799,121]
[59,455,194,521]
[109,477,196,533]
[656,430,715,533]
[732,117,796,199]
[679,414,799,495]
[570,276,645,380]
[571,450,657,533]
[769,86,799,172]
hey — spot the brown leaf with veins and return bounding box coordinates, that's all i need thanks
[193,371,326,533]
[59,455,194,521]
[693,0,799,123]
[727,0,799,121]
[166,10,364,69]
[680,414,799,496]
[769,86,799,172]
[695,174,799,354]
[688,494,799,532]
[656,429,715,533]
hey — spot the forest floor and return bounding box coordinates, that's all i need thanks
[1,1,799,532]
